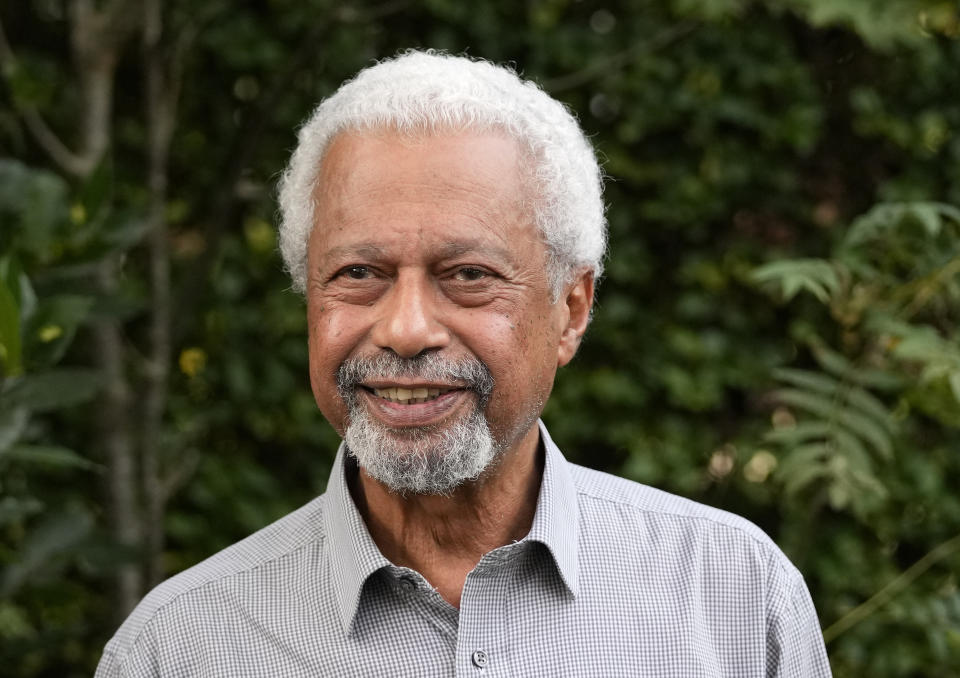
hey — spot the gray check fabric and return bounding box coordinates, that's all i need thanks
[96,423,832,677]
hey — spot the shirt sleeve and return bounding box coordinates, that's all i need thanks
[95,620,161,678]
[94,648,123,678]
[766,570,833,678]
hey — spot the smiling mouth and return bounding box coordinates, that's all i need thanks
[366,386,458,404]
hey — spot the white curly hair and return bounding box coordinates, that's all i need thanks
[277,49,606,299]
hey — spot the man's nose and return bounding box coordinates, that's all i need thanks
[370,271,450,358]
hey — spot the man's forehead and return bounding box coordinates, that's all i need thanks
[310,129,534,242]
[316,128,527,195]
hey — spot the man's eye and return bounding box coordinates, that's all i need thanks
[339,265,371,280]
[454,267,488,282]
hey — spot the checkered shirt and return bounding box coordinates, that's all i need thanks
[96,422,832,677]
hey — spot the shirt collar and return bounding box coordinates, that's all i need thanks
[524,420,581,598]
[323,446,392,636]
[323,420,581,635]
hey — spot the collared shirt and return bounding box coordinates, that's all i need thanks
[96,423,832,677]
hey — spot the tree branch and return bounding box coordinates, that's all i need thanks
[822,532,960,643]
[68,0,142,176]
[161,449,200,505]
[93,258,142,619]
[141,0,178,590]
[0,1,140,176]
[335,0,412,23]
[542,21,699,93]
[0,17,92,175]
[896,254,960,321]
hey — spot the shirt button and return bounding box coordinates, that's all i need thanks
[471,650,489,668]
[398,576,416,593]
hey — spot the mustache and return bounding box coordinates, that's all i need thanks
[336,353,495,405]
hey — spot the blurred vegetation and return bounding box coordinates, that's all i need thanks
[1,0,959,676]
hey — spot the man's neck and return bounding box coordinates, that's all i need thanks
[348,425,544,609]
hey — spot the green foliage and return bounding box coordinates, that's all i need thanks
[753,259,843,303]
[774,0,958,50]
[0,163,108,675]
[766,359,894,515]
[0,274,22,376]
[753,198,960,672]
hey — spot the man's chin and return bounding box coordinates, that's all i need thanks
[343,409,498,495]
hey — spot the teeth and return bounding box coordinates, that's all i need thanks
[371,386,453,404]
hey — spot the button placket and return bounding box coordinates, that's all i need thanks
[457,555,520,675]
[471,649,489,669]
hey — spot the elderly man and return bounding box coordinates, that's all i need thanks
[97,51,831,677]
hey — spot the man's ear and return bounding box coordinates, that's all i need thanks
[557,270,595,367]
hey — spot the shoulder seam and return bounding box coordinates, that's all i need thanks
[574,486,787,558]
[115,530,326,668]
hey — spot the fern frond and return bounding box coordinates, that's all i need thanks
[774,388,893,459]
[751,258,842,303]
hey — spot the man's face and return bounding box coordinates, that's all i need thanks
[305,130,590,493]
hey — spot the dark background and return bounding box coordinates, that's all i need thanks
[1,1,959,675]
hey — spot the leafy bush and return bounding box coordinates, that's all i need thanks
[753,202,960,674]
[0,161,112,674]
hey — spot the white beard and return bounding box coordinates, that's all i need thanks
[337,353,498,496]
[343,403,496,495]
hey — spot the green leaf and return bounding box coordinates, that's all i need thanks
[845,203,901,245]
[764,421,834,445]
[0,256,23,306]
[75,156,114,226]
[828,480,849,510]
[782,0,944,50]
[775,388,894,459]
[845,201,960,248]
[751,258,841,303]
[0,444,100,471]
[833,428,874,475]
[774,363,901,433]
[0,277,21,376]
[909,203,942,237]
[776,442,829,480]
[844,385,896,435]
[0,368,103,412]
[950,372,960,406]
[778,445,831,496]
[939,203,960,224]
[0,160,69,256]
[101,215,151,251]
[893,328,960,367]
[0,508,95,596]
[774,387,837,419]
[0,496,44,527]
[773,368,842,396]
[0,600,35,640]
[809,339,904,390]
[22,294,94,369]
[0,407,28,453]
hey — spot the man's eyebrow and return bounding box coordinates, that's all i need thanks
[321,240,520,266]
[319,244,386,267]
[437,240,517,264]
